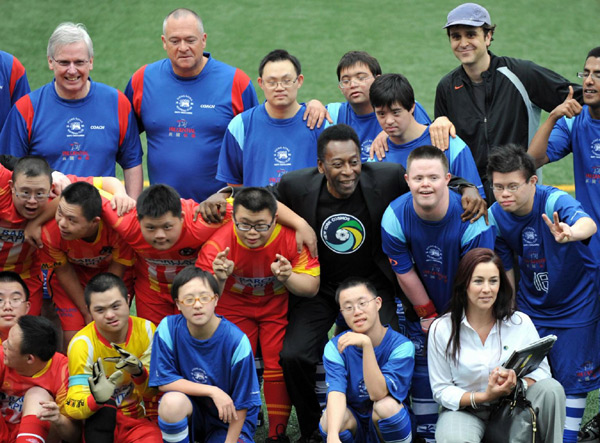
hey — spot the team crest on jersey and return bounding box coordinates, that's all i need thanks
[321,214,365,254]
[361,140,373,158]
[274,147,292,166]
[99,246,114,255]
[179,248,196,256]
[590,139,600,159]
[357,379,368,397]
[191,367,209,383]
[175,95,194,114]
[522,227,538,245]
[66,117,85,136]
[425,245,443,264]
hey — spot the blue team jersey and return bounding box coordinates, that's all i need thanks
[324,328,414,419]
[381,191,495,312]
[125,54,259,201]
[1,79,142,177]
[217,104,322,186]
[326,101,431,162]
[546,106,600,255]
[382,128,485,198]
[0,51,29,131]
[488,185,600,327]
[150,315,261,439]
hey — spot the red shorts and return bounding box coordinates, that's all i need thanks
[134,290,179,326]
[114,412,162,443]
[216,292,288,371]
[0,416,18,443]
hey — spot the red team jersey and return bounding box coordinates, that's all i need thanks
[0,347,68,426]
[102,199,231,323]
[196,223,320,297]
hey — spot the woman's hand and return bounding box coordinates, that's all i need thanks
[485,367,517,401]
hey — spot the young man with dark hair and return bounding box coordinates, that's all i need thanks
[0,315,79,443]
[432,2,580,201]
[196,187,320,442]
[370,73,484,197]
[218,49,323,187]
[487,144,600,442]
[150,266,261,443]
[381,145,494,440]
[0,271,31,342]
[320,278,414,443]
[40,181,134,348]
[323,51,430,161]
[528,46,600,257]
[65,273,161,442]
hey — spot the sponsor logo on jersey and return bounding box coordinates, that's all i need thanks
[577,361,600,382]
[274,146,292,166]
[234,275,278,289]
[591,138,600,159]
[66,117,85,136]
[70,255,111,267]
[175,95,194,114]
[0,228,25,243]
[191,367,209,383]
[199,104,215,109]
[90,125,105,130]
[179,247,196,256]
[62,142,89,161]
[169,119,196,138]
[145,257,196,267]
[320,214,365,254]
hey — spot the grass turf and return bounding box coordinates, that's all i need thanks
[8,0,600,439]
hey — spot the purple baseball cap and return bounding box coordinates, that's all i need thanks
[444,3,491,28]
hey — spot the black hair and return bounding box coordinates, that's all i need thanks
[233,187,277,218]
[259,49,301,77]
[336,51,381,80]
[369,73,415,112]
[136,184,182,221]
[486,144,536,183]
[446,24,496,42]
[335,277,378,305]
[0,271,30,301]
[84,273,128,307]
[317,124,361,162]
[170,265,220,302]
[12,156,52,185]
[406,145,449,174]
[60,181,102,221]
[18,315,59,362]
[587,47,600,59]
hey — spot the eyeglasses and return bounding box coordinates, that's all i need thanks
[338,75,373,89]
[340,297,376,314]
[0,297,26,308]
[234,217,274,232]
[178,294,217,306]
[52,58,90,68]
[262,77,299,89]
[491,182,528,193]
[14,190,50,202]
[577,71,600,81]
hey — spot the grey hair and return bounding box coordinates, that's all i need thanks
[162,8,204,35]
[47,22,93,59]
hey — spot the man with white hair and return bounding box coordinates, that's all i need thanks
[0,22,143,198]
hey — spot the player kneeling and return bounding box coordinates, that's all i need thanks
[320,279,414,443]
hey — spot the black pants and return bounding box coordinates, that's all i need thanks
[280,285,398,437]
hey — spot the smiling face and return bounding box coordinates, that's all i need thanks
[405,157,451,217]
[448,25,491,69]
[56,198,99,241]
[139,211,184,250]
[48,41,93,100]
[339,284,381,334]
[318,139,362,199]
[162,13,207,77]
[233,207,276,249]
[583,56,600,113]
[466,261,500,314]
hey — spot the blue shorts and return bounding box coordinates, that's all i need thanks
[537,319,600,394]
[190,396,259,442]
[320,404,380,442]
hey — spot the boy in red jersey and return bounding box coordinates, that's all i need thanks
[0,315,79,443]
[40,181,135,348]
[0,272,31,342]
[196,187,320,442]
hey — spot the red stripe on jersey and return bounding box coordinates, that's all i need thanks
[117,91,131,147]
[231,68,252,116]
[15,95,34,143]
[130,65,147,117]
[9,56,26,97]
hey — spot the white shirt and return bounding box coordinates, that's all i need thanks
[427,311,551,411]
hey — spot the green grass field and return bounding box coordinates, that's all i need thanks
[5,0,600,439]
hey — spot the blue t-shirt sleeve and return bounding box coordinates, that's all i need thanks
[323,338,348,394]
[546,117,573,162]
[116,106,143,169]
[413,101,432,125]
[381,340,414,403]
[0,103,30,157]
[123,77,144,133]
[381,205,414,274]
[229,334,261,410]
[216,115,245,185]
[448,137,485,198]
[546,190,590,226]
[241,81,259,111]
[460,219,495,256]
[488,208,514,271]
[149,317,182,387]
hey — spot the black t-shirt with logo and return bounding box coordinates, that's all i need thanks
[316,182,386,295]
